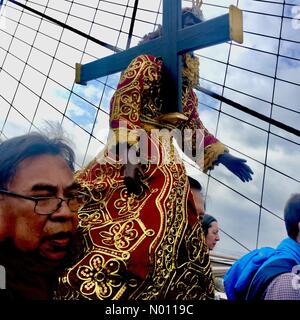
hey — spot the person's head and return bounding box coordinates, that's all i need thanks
[0,132,79,260]
[139,6,204,45]
[182,6,204,27]
[284,193,300,243]
[202,214,220,250]
[188,176,205,220]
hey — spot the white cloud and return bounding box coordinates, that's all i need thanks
[81,85,100,100]
[67,100,88,117]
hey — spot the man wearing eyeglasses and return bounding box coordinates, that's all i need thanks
[0,132,82,299]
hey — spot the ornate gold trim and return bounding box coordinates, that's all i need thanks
[229,5,243,44]
[75,63,82,84]
[155,112,188,126]
[182,53,200,87]
[106,128,140,148]
[204,142,229,173]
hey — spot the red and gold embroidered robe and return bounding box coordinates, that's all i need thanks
[55,55,227,300]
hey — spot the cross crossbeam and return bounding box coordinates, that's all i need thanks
[76,1,243,114]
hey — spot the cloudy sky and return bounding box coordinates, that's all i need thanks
[0,0,299,257]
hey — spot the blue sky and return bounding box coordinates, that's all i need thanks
[0,0,300,257]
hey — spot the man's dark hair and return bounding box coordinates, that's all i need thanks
[188,176,202,191]
[284,193,300,240]
[0,132,75,189]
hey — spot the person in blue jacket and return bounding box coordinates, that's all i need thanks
[224,193,300,300]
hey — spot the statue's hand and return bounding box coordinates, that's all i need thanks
[124,162,144,195]
[216,153,253,182]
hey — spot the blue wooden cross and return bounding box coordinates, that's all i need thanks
[75,0,243,114]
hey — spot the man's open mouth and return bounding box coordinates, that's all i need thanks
[47,232,72,248]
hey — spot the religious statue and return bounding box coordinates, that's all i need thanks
[54,1,253,300]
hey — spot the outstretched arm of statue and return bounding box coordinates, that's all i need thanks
[214,152,254,182]
[180,85,253,182]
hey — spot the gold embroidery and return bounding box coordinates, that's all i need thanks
[204,142,229,173]
[100,221,138,250]
[182,53,200,87]
[54,54,215,300]
[76,254,138,300]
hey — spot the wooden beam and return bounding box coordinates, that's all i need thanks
[229,5,243,44]
[75,38,163,85]
[76,7,243,85]
[161,0,182,112]
[75,2,243,114]
[177,13,231,53]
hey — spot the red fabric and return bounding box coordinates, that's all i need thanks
[55,55,215,300]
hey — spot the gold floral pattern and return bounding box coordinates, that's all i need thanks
[99,221,138,250]
[54,54,220,300]
[77,255,122,299]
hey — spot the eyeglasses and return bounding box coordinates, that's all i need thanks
[0,189,86,215]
